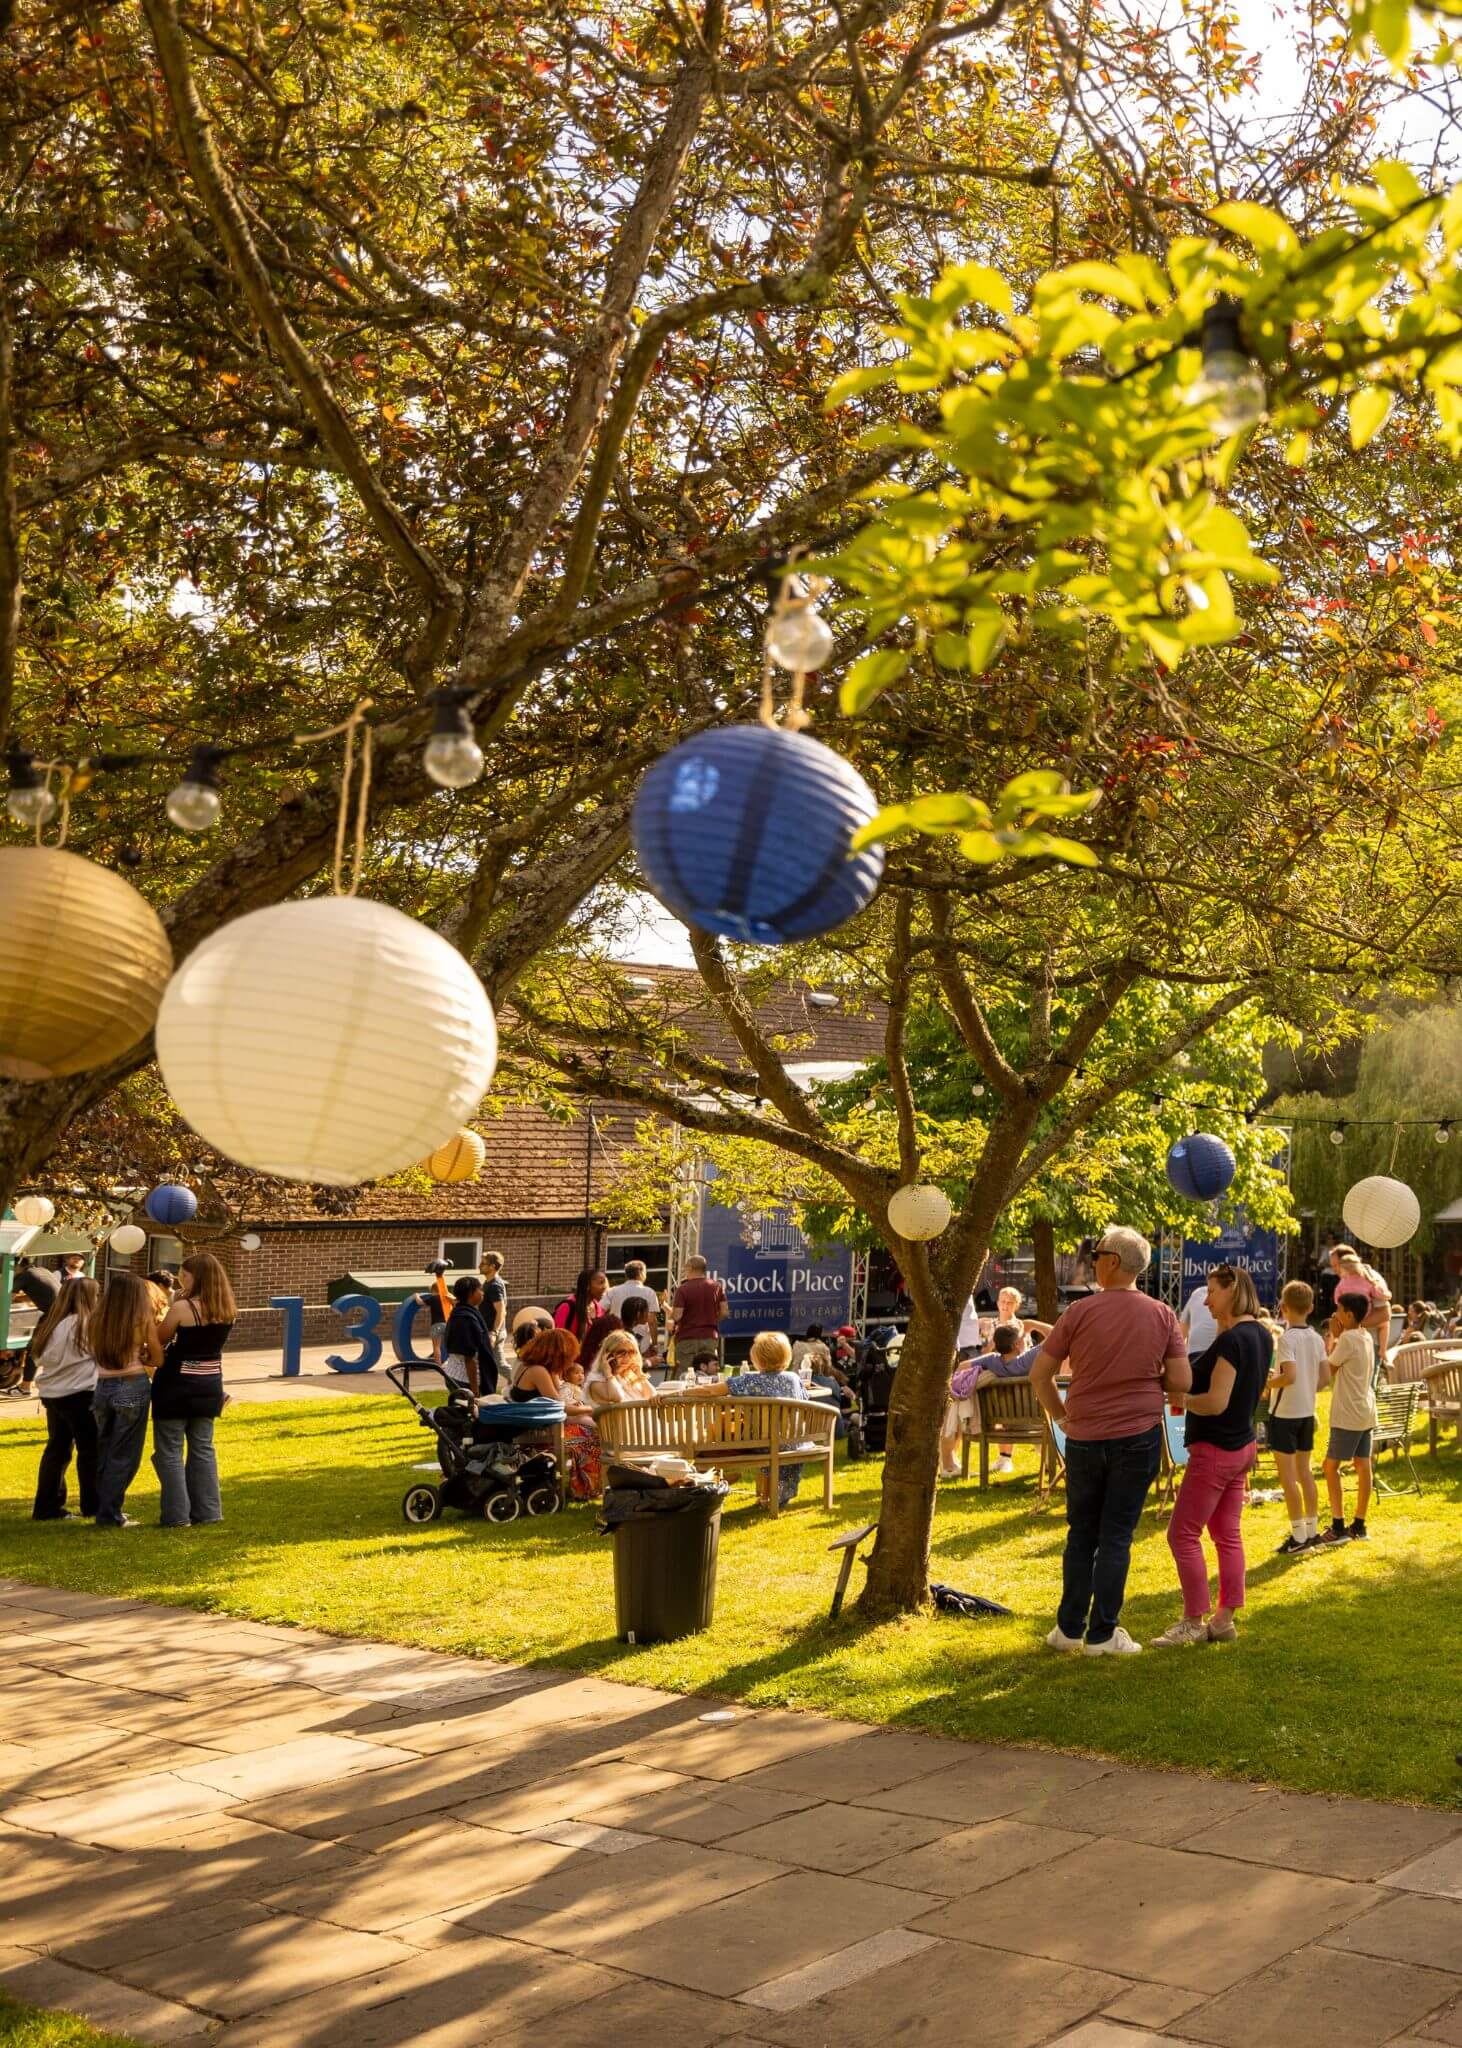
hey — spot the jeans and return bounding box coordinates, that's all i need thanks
[92,1374,152,1525]
[1168,1439,1254,1617]
[1058,1424,1162,1644]
[152,1416,223,1527]
[35,1390,99,1519]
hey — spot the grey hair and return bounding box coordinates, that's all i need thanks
[1098,1225,1151,1275]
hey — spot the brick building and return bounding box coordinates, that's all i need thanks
[126,971,886,1350]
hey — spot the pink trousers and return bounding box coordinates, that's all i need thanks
[1167,1439,1254,1618]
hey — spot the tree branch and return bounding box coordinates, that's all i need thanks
[0,289,20,753]
[688,929,835,1143]
[886,892,919,1179]
[928,895,1023,1099]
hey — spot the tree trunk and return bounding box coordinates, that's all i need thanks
[857,1290,963,1617]
[1032,1216,1058,1322]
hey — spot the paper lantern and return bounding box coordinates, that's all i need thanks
[109,1223,146,1256]
[887,1183,953,1241]
[14,1195,54,1228]
[145,1183,197,1226]
[156,898,497,1186]
[240,1233,262,1252]
[0,847,173,1081]
[632,726,884,944]
[426,1129,486,1182]
[1343,1174,1420,1250]
[1166,1134,1236,1202]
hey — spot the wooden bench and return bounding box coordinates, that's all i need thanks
[1423,1359,1462,1455]
[961,1377,1061,1495]
[596,1395,838,1515]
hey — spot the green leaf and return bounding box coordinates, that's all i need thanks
[1209,202,1298,255]
[907,792,994,832]
[1367,0,1412,63]
[1000,768,1067,803]
[1349,386,1393,448]
[850,802,912,850]
[1031,832,1100,867]
[840,648,908,716]
[965,608,1007,673]
[957,829,1004,863]
[824,364,896,408]
[1038,261,1147,309]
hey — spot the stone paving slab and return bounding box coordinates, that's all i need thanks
[1,1575,1461,2048]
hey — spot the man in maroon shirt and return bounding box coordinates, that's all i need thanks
[670,1256,727,1373]
[1031,1226,1190,1657]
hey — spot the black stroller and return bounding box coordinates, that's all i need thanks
[856,1327,900,1456]
[388,1363,562,1525]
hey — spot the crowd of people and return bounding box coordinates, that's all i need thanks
[957,1230,1400,1654]
[24,1253,237,1528]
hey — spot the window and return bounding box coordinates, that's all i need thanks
[439,1238,481,1273]
[148,1234,183,1272]
[605,1234,670,1293]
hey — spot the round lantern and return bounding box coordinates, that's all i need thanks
[887,1183,953,1241]
[1342,1174,1420,1250]
[108,1223,146,1256]
[240,1233,262,1252]
[426,1129,486,1183]
[14,1195,54,1229]
[145,1183,197,1226]
[156,898,498,1186]
[0,847,173,1080]
[632,726,884,944]
[1166,1133,1236,1202]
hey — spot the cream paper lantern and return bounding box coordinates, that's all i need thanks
[156,898,498,1186]
[108,1223,146,1256]
[1342,1174,1421,1250]
[887,1183,953,1241]
[426,1128,486,1183]
[14,1195,55,1228]
[0,847,173,1081]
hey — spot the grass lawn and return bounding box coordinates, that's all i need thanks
[0,1991,137,2048]
[1,1392,1459,1810]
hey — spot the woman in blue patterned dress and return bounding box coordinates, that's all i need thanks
[728,1331,810,1509]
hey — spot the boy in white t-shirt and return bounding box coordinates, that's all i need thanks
[1267,1280,1330,1554]
[1320,1292,1379,1544]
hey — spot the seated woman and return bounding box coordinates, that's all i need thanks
[620,1295,658,1368]
[586,1329,656,1407]
[579,1311,625,1379]
[511,1326,600,1499]
[728,1331,809,1510]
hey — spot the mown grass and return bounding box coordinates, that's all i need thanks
[0,1991,140,2048]
[1,1391,1459,1808]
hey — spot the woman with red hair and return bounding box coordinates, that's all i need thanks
[511,1327,601,1499]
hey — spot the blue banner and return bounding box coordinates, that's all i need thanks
[698,1184,853,1337]
[1180,1217,1282,1307]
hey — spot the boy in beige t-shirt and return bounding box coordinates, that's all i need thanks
[1320,1292,1379,1545]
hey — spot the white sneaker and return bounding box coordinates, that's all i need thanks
[1045,1624,1084,1652]
[1150,1616,1209,1648]
[1083,1626,1142,1657]
[993,1455,1014,1474]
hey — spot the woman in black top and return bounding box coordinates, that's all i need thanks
[443,1277,497,1403]
[1152,1263,1272,1648]
[151,1252,235,1528]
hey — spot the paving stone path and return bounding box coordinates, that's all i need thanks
[3,1575,1462,2047]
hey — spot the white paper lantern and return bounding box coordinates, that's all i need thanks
[240,1233,262,1252]
[109,1223,146,1256]
[156,898,497,1186]
[887,1183,953,1241]
[0,847,173,1080]
[14,1195,54,1228]
[1342,1174,1421,1250]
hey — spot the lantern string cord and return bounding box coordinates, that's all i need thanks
[295,699,374,898]
[1388,1121,1403,1174]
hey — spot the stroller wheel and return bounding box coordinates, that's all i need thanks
[483,1489,521,1524]
[402,1483,442,1525]
[524,1484,560,1517]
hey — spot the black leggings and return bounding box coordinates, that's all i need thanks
[35,1390,99,1519]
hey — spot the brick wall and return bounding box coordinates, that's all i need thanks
[159,1220,604,1348]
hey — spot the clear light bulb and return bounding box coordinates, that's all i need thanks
[1436,1122,1452,1146]
[765,606,835,672]
[1187,297,1265,440]
[166,779,222,831]
[1329,1124,1346,1147]
[6,784,57,829]
[424,731,485,789]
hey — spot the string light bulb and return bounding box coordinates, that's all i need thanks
[166,745,225,832]
[6,752,57,831]
[423,692,484,790]
[1187,297,1266,439]
[1329,1120,1347,1147]
[1436,1120,1452,1146]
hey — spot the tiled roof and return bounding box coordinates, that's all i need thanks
[230,969,884,1229]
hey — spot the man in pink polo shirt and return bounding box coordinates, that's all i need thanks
[1031,1226,1190,1658]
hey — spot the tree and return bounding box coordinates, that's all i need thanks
[1,0,1074,1205]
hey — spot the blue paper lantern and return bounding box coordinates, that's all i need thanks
[145,1182,197,1226]
[632,726,884,944]
[1165,1135,1235,1202]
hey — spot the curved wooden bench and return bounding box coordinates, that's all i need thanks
[597,1395,837,1514]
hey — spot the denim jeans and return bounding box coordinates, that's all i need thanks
[1058,1424,1162,1644]
[152,1416,223,1527]
[92,1374,152,1525]
[35,1390,99,1519]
